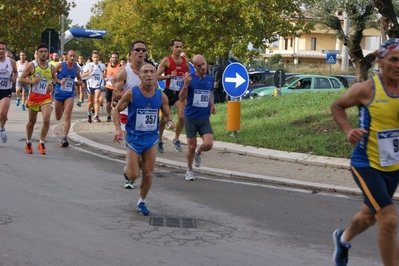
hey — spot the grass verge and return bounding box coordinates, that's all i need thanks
[172,90,357,159]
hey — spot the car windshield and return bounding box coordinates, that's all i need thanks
[284,76,300,86]
[262,76,275,86]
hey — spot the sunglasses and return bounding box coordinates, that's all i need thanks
[133,48,147,53]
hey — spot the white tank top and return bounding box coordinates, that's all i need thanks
[123,64,141,91]
[0,57,12,90]
[120,64,141,116]
[75,63,85,81]
[17,60,28,79]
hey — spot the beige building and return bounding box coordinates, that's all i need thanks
[263,16,381,66]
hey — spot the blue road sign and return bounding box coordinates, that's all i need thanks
[222,62,249,98]
[157,80,165,90]
[326,53,337,65]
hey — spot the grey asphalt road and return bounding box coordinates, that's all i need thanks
[0,114,383,266]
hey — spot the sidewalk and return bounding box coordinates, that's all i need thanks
[6,95,395,199]
[65,119,367,196]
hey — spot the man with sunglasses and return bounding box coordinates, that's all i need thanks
[156,39,191,153]
[112,40,148,189]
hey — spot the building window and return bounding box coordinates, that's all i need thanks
[290,38,293,48]
[365,37,378,50]
[285,38,288,50]
[311,37,316,51]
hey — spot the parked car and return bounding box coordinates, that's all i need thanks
[250,75,345,98]
[248,71,274,86]
[332,75,356,88]
[242,73,301,99]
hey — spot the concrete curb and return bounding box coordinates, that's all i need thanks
[67,120,399,199]
[67,121,361,195]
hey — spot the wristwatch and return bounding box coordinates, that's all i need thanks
[167,75,171,79]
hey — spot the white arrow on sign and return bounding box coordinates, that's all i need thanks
[89,32,102,37]
[225,73,245,88]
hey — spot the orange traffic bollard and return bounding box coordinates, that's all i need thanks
[226,101,241,131]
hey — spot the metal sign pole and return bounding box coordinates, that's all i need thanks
[48,31,51,55]
[60,14,65,55]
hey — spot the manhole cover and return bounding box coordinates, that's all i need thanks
[150,217,196,228]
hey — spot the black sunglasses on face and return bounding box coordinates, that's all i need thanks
[133,48,147,52]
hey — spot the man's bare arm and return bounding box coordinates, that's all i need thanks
[156,57,169,80]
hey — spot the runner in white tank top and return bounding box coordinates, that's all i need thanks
[0,42,18,143]
[15,51,30,110]
[111,41,146,189]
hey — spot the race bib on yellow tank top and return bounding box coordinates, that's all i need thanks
[377,129,399,166]
[32,79,48,94]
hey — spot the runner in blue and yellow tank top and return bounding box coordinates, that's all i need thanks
[19,43,55,155]
[351,75,399,171]
[330,39,399,266]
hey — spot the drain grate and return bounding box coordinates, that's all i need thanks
[150,217,196,228]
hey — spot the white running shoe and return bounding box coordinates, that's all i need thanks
[194,151,201,167]
[185,169,195,181]
[0,129,7,143]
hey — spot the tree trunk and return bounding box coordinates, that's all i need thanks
[353,59,371,82]
[374,0,399,38]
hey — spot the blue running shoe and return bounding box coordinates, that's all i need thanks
[15,98,20,107]
[173,139,183,152]
[332,229,351,266]
[157,141,164,153]
[21,104,25,111]
[137,202,150,216]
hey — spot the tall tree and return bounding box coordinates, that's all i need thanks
[87,0,314,62]
[374,0,399,39]
[307,0,399,81]
[305,0,378,81]
[0,0,75,54]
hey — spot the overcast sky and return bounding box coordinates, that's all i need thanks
[68,0,99,27]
